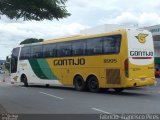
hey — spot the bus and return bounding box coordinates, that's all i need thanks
[11,29,156,92]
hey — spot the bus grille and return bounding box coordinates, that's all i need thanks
[106,69,120,84]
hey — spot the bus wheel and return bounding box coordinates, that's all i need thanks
[87,76,99,93]
[22,75,28,87]
[74,75,86,91]
[114,88,124,93]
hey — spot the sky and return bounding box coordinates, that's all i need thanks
[0,0,160,59]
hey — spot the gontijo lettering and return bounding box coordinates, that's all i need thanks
[130,51,153,56]
[53,58,85,66]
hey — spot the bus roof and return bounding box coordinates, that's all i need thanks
[19,28,148,47]
[43,29,126,44]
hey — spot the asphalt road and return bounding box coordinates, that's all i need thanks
[0,74,160,115]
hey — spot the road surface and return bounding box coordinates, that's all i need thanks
[0,74,160,119]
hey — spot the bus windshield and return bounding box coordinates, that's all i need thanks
[11,47,20,73]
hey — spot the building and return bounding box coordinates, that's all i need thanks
[80,24,137,35]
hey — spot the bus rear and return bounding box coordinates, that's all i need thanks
[125,29,156,87]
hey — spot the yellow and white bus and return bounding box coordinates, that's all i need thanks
[11,29,156,92]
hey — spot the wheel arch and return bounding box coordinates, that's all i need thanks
[20,73,27,82]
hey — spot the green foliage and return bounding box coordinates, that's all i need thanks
[5,63,10,72]
[0,0,70,21]
[5,56,10,71]
[20,38,44,45]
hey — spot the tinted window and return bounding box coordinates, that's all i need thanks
[72,40,86,56]
[20,46,31,60]
[86,37,103,55]
[57,42,71,57]
[31,45,43,58]
[43,44,57,57]
[11,47,20,73]
[103,35,121,54]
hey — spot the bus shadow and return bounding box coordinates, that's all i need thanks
[26,84,75,91]
[24,85,152,97]
[100,90,148,96]
[99,88,156,98]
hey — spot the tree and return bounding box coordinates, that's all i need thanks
[20,38,44,45]
[5,56,10,72]
[0,0,70,21]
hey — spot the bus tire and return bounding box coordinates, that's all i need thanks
[22,75,28,87]
[114,88,124,93]
[87,76,99,93]
[74,75,86,91]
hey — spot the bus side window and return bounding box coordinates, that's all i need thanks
[57,42,71,57]
[103,35,121,54]
[20,46,31,60]
[86,38,103,55]
[72,40,86,56]
[31,45,43,58]
[43,43,57,58]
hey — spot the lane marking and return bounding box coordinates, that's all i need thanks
[40,92,64,100]
[91,108,111,114]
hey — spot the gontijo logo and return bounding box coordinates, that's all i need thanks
[135,34,148,43]
[130,51,153,59]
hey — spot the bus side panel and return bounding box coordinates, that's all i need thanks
[47,55,122,88]
[104,32,128,88]
[17,59,62,85]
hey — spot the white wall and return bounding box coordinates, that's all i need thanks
[80,24,136,35]
[143,25,160,36]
